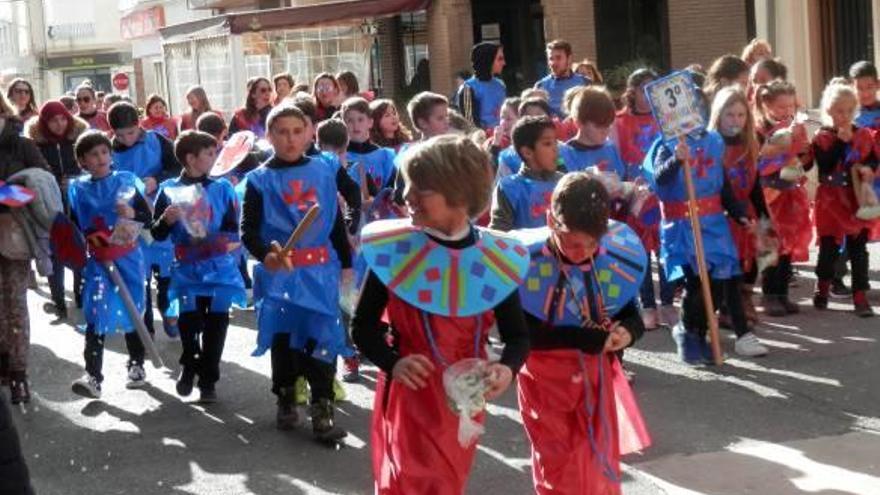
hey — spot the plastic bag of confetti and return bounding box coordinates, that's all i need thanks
[164,184,208,239]
[443,358,488,447]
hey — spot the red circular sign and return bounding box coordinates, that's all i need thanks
[112,72,130,91]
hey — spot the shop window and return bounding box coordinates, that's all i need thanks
[245,54,271,80]
[165,42,195,114]
[197,37,234,113]
[400,12,428,92]
[594,0,669,92]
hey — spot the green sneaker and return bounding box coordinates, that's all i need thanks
[333,378,347,402]
[294,376,309,406]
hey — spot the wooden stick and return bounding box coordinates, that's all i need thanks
[269,204,321,270]
[102,260,164,369]
[681,146,724,365]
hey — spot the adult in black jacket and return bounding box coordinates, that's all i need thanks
[0,396,34,495]
[25,100,90,319]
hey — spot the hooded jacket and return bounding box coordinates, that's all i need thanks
[24,115,89,182]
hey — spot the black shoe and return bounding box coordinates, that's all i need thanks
[175,369,196,397]
[311,399,347,442]
[813,293,829,310]
[781,296,800,314]
[198,385,217,404]
[276,386,298,430]
[10,376,30,404]
[830,279,852,298]
[762,295,787,317]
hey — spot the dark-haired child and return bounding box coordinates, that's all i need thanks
[241,104,351,441]
[514,172,649,495]
[69,131,152,398]
[490,116,563,231]
[108,101,182,338]
[151,131,246,402]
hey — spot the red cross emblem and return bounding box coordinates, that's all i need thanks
[283,180,317,212]
[530,191,553,218]
[691,148,714,178]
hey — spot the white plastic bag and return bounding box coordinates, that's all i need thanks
[443,358,488,447]
[164,184,208,239]
[110,186,142,245]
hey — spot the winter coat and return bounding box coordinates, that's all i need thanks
[24,115,88,182]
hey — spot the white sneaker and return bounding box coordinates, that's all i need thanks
[641,308,659,330]
[659,304,680,328]
[126,364,147,389]
[72,374,102,399]
[735,332,769,357]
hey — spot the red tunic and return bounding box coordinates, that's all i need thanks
[140,116,178,141]
[809,127,876,243]
[723,143,758,272]
[614,109,661,252]
[371,293,493,495]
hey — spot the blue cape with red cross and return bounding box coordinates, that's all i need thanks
[361,218,530,317]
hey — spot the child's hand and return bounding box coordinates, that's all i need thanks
[263,251,287,272]
[162,205,182,225]
[483,362,513,401]
[674,138,690,163]
[491,126,506,147]
[143,177,158,195]
[603,325,633,353]
[392,354,435,390]
[115,203,135,219]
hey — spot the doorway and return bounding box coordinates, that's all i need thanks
[471,0,545,94]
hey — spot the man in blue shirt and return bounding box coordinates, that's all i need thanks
[534,39,590,118]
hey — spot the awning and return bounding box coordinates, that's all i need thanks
[226,0,430,34]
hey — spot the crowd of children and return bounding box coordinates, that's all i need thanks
[1,33,879,494]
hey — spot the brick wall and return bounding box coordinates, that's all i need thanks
[541,0,597,62]
[668,0,749,70]
[427,0,474,96]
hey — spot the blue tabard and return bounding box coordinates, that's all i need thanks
[497,145,523,178]
[68,171,146,335]
[346,145,397,192]
[459,76,507,129]
[559,140,627,178]
[360,218,530,318]
[246,158,346,361]
[855,105,880,130]
[641,131,741,281]
[534,73,590,118]
[157,177,246,314]
[513,221,647,325]
[112,130,174,277]
[496,173,560,229]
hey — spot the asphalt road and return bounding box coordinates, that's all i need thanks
[5,244,880,494]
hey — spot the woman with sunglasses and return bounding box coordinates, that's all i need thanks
[6,79,38,122]
[312,73,342,123]
[74,83,111,134]
[229,77,273,139]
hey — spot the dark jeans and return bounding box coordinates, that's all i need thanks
[761,255,792,296]
[816,231,869,291]
[47,254,82,308]
[178,296,229,388]
[639,251,676,309]
[84,325,145,383]
[682,267,749,338]
[143,265,170,335]
[270,333,334,402]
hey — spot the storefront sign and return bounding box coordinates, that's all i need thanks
[121,7,166,40]
[47,23,96,40]
[47,52,132,70]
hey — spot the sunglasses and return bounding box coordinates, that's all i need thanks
[77,96,92,103]
[12,87,31,95]
[256,87,272,94]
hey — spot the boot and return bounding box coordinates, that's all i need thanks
[853,290,875,318]
[813,279,830,310]
[311,398,347,442]
[10,372,30,404]
[276,386,299,430]
[762,295,787,317]
[742,285,759,325]
[780,294,800,314]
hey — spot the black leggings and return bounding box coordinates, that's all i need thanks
[816,231,869,292]
[84,326,145,383]
[270,333,335,402]
[178,296,230,388]
[761,255,792,296]
[682,268,749,338]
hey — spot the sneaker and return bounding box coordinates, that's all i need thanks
[294,376,309,406]
[671,323,706,366]
[72,374,102,399]
[641,308,659,331]
[830,278,852,298]
[198,385,217,404]
[854,291,875,318]
[126,364,147,389]
[163,318,179,338]
[176,368,196,397]
[342,356,361,383]
[332,378,347,402]
[762,295,787,317]
[659,305,680,328]
[735,332,769,357]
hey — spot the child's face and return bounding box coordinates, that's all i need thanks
[403,181,466,231]
[828,98,856,129]
[344,109,373,143]
[720,101,748,137]
[763,94,796,123]
[79,145,112,178]
[148,101,167,119]
[379,106,400,136]
[521,105,549,119]
[547,49,571,76]
[186,147,217,177]
[524,128,559,172]
[634,82,653,112]
[547,212,599,264]
[275,79,291,100]
[268,116,309,161]
[499,106,518,134]
[751,66,772,88]
[854,77,879,107]
[579,121,611,144]
[115,125,143,147]
[419,103,450,138]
